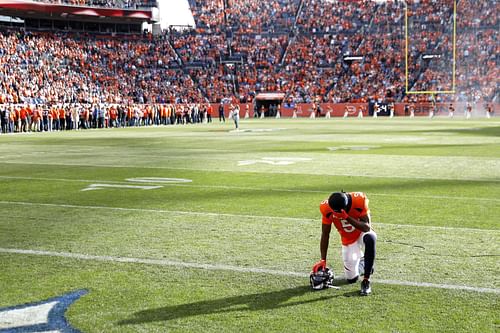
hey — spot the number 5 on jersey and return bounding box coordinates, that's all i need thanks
[341,219,355,233]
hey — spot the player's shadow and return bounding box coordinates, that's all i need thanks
[118,285,346,325]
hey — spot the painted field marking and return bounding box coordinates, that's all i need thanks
[0,301,57,329]
[0,200,499,233]
[1,175,499,202]
[1,160,499,182]
[0,248,497,295]
[81,184,163,192]
[383,137,425,142]
[0,290,87,332]
[79,178,192,191]
[238,157,312,166]
[328,146,380,151]
[126,177,192,184]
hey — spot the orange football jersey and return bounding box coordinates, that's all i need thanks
[320,192,370,245]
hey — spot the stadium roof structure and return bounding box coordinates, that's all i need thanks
[0,0,158,24]
[256,92,286,101]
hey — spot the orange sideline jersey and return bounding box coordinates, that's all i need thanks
[320,192,370,246]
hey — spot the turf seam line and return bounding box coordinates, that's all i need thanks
[0,248,498,295]
[0,200,498,232]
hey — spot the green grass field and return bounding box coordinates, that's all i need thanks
[1,118,499,332]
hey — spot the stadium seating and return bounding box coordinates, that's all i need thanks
[0,31,203,105]
[0,0,497,113]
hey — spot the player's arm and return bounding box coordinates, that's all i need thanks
[333,210,371,232]
[346,213,371,232]
[320,223,332,260]
[312,223,331,273]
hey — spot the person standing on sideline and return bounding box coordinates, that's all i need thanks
[73,105,80,130]
[20,106,28,132]
[1,105,7,133]
[59,105,66,131]
[466,102,472,119]
[485,103,493,119]
[218,102,225,122]
[232,104,240,130]
[448,103,455,118]
[245,104,250,118]
[312,191,377,296]
[207,104,213,123]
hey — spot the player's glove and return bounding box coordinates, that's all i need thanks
[332,209,349,220]
[312,259,326,273]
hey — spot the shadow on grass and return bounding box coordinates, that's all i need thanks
[118,285,351,325]
[412,126,500,137]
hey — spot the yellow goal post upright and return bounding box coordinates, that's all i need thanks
[404,0,457,95]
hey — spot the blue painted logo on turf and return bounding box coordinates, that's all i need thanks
[0,290,87,333]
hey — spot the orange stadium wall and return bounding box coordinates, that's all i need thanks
[210,103,370,117]
[394,102,497,117]
[224,102,496,117]
[283,103,369,117]
[212,102,497,117]
[3,102,496,118]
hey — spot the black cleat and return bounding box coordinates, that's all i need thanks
[360,279,371,296]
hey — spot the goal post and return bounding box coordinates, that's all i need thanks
[405,0,457,95]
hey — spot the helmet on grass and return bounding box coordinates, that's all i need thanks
[309,267,334,290]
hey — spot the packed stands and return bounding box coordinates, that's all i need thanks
[457,0,498,29]
[231,34,287,68]
[455,29,498,102]
[0,0,498,120]
[188,0,226,33]
[0,31,202,105]
[189,66,235,102]
[296,0,374,34]
[170,32,227,65]
[451,0,498,102]
[226,0,300,33]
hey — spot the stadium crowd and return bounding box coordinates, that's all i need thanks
[169,32,227,65]
[0,103,215,134]
[0,0,497,118]
[189,66,235,103]
[189,0,226,34]
[225,0,300,33]
[296,0,374,34]
[0,31,204,105]
[407,0,498,101]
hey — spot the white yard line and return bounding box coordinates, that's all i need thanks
[0,200,499,233]
[0,160,498,182]
[0,248,498,295]
[0,175,499,202]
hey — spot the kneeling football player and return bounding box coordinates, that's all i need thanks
[312,191,377,296]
